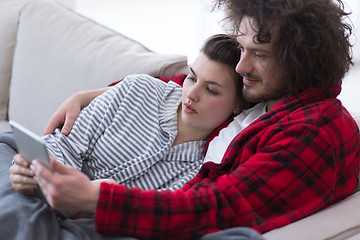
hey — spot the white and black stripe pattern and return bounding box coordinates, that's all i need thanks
[43,74,205,190]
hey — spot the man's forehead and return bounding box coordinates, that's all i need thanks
[236,16,278,47]
[237,16,258,36]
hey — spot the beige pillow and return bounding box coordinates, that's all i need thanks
[9,0,188,135]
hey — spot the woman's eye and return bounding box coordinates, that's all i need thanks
[207,87,218,95]
[186,75,196,82]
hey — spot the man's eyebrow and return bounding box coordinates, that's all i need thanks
[248,47,271,54]
[238,41,272,54]
[237,35,272,54]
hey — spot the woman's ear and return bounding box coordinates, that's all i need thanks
[233,107,241,115]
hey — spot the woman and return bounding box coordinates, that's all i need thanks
[10,34,249,194]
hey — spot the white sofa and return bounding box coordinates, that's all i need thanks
[1,0,359,239]
[0,0,188,135]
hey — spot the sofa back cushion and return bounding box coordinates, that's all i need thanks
[9,0,188,135]
[0,0,33,121]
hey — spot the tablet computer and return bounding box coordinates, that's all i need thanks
[9,120,70,218]
[9,120,51,169]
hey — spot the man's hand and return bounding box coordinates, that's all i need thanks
[42,88,109,136]
[42,94,82,136]
[9,154,37,195]
[32,158,100,218]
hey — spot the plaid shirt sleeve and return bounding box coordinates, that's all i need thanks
[95,88,360,239]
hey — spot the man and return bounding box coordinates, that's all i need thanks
[22,0,360,239]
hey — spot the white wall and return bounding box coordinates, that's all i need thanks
[59,0,75,8]
[74,0,225,63]
[340,0,360,113]
[344,0,360,62]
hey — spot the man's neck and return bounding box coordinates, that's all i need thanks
[266,98,283,112]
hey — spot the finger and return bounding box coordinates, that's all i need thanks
[10,170,37,184]
[9,163,34,177]
[13,154,30,168]
[31,161,53,201]
[60,114,77,135]
[11,183,36,195]
[31,159,54,182]
[43,116,64,136]
[10,168,38,193]
[50,158,74,175]
[31,159,72,192]
[10,175,37,190]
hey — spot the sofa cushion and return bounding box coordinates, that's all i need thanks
[0,0,33,121]
[9,0,188,135]
[263,191,360,240]
[0,121,11,133]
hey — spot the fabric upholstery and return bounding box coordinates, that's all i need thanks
[8,0,188,135]
[0,0,32,120]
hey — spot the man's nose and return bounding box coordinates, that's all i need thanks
[236,53,253,75]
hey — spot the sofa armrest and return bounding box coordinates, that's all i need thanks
[0,121,11,133]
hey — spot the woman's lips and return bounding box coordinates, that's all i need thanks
[184,103,197,114]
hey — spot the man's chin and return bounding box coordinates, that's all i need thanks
[243,88,285,103]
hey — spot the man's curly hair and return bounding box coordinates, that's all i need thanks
[215,0,354,95]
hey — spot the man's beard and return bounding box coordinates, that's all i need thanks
[242,84,286,103]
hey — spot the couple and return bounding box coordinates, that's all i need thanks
[11,33,249,193]
[5,32,261,239]
[4,0,360,239]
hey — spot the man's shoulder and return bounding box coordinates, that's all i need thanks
[273,97,359,141]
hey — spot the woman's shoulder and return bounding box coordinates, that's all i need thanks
[123,74,168,88]
[108,74,181,106]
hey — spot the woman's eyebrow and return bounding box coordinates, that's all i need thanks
[189,67,197,77]
[189,66,223,87]
[206,81,223,87]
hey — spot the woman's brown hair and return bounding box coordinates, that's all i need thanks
[201,34,253,110]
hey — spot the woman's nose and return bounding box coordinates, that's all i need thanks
[186,84,200,102]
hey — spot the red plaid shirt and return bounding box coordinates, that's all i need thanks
[95,86,360,239]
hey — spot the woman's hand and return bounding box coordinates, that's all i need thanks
[32,158,101,218]
[9,154,37,195]
[42,88,109,136]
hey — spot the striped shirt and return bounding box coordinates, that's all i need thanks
[43,74,206,190]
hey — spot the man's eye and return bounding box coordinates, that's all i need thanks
[255,53,264,58]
